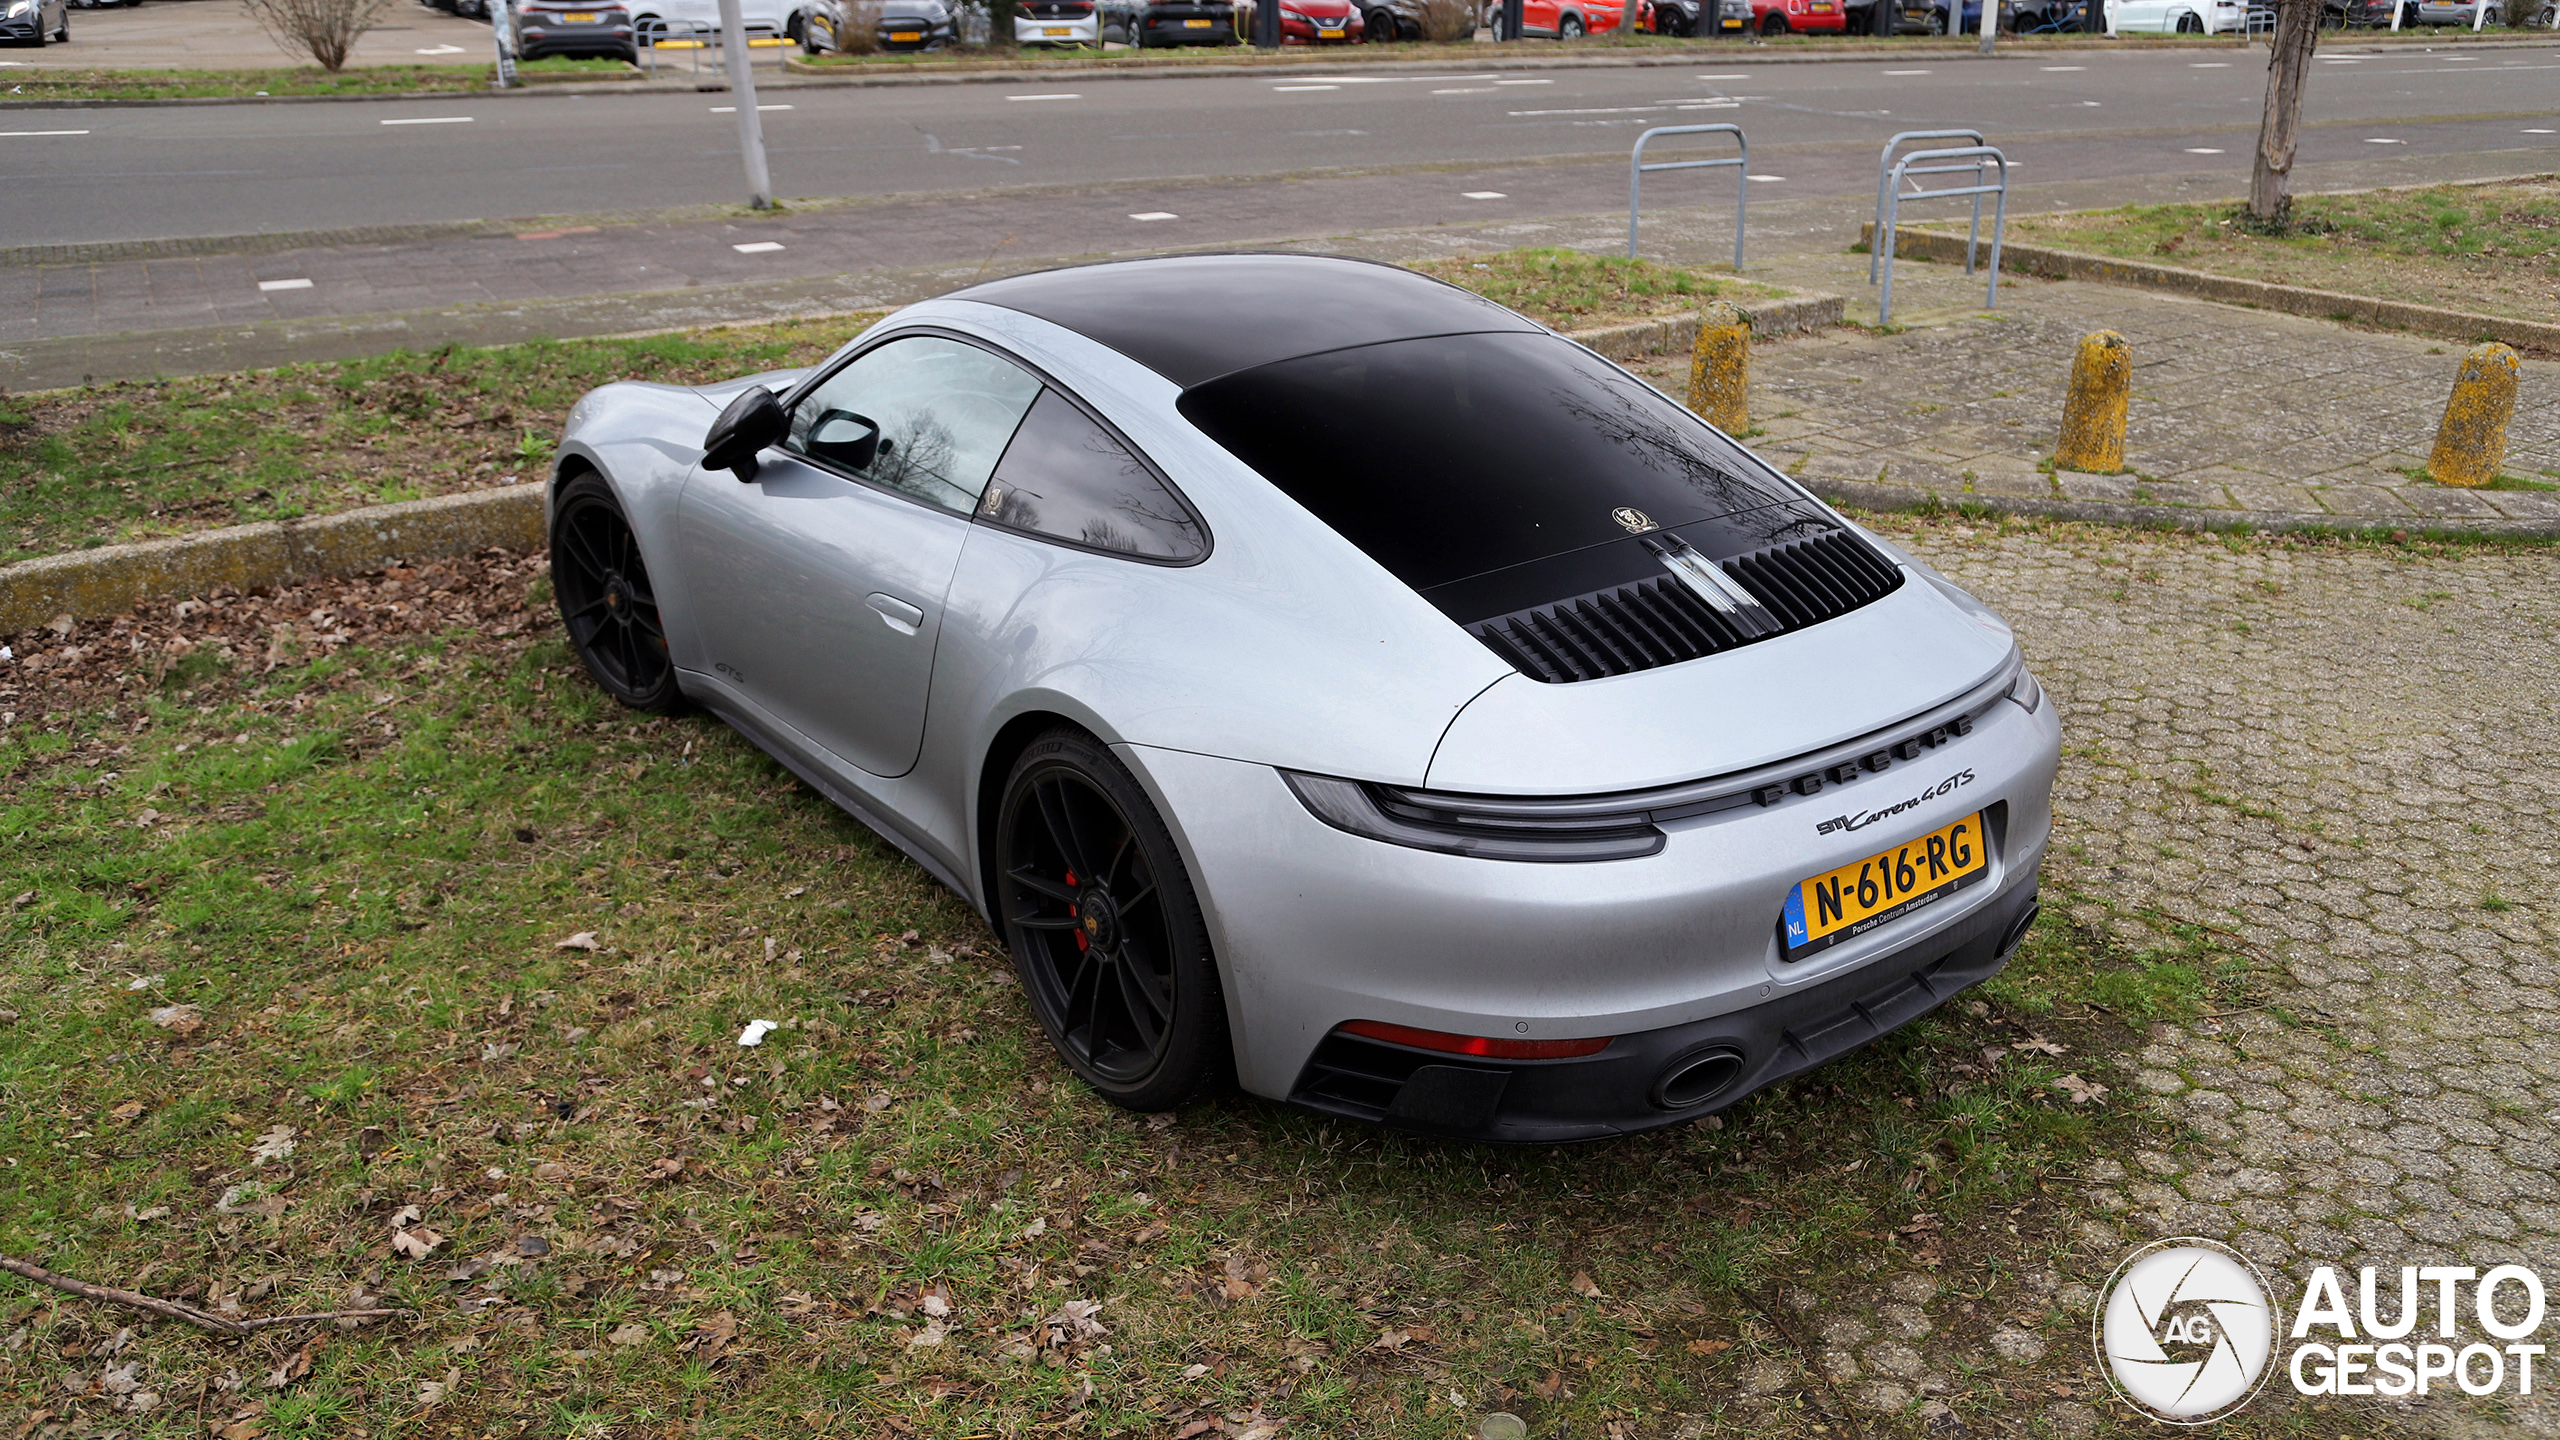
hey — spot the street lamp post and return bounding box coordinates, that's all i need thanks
[716,0,775,209]
[490,0,519,86]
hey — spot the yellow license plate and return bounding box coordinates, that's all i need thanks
[890,27,922,36]
[1043,23,1073,31]
[1784,811,1986,957]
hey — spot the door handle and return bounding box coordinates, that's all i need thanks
[866,592,925,635]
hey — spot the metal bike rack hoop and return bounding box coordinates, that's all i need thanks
[1871,128,1984,284]
[1628,123,1747,270]
[1877,144,2009,328]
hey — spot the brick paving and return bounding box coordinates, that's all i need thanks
[1693,517,2560,1433]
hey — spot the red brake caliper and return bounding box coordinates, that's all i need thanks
[1065,871,1085,951]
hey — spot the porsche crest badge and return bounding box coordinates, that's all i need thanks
[1612,507,1659,535]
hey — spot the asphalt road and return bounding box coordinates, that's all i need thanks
[4,44,2558,245]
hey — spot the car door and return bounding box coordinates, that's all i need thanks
[676,332,1044,778]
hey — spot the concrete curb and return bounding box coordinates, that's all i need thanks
[1872,225,2560,356]
[0,485,546,635]
[0,300,1858,627]
[1799,476,2560,541]
[1568,290,1845,360]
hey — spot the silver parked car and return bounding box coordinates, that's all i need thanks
[547,254,2060,1142]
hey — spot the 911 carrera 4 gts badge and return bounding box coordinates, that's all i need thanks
[1612,507,1659,535]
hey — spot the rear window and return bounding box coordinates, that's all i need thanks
[1174,331,1798,595]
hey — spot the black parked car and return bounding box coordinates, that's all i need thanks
[2,0,72,43]
[1108,0,1240,43]
[514,0,638,58]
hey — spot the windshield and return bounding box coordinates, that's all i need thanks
[1175,330,1800,596]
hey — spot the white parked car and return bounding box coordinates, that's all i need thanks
[629,0,786,42]
[2107,0,2242,27]
[1014,0,1101,40]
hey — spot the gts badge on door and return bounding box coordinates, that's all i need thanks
[715,661,749,685]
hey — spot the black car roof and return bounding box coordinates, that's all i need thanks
[944,253,1543,387]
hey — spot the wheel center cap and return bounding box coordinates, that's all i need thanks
[1076,887,1120,953]
[604,575,630,613]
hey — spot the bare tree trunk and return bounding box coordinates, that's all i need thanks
[2248,0,2321,226]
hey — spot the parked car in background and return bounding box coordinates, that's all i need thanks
[801,0,957,47]
[1748,0,1843,31]
[514,0,638,58]
[2106,0,2244,27]
[1478,0,1630,35]
[628,0,786,40]
[1236,0,1365,38]
[1113,0,1240,44]
[1,0,70,41]
[2408,0,2502,20]
[1651,0,1753,30]
[1017,0,1100,41]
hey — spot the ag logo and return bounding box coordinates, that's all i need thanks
[1611,507,1658,534]
[2094,1238,2278,1424]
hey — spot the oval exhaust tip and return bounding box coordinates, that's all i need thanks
[1653,1047,1746,1111]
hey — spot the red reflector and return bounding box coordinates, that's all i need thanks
[1339,1019,1611,1060]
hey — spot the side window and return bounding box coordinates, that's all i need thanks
[976,389,1207,562]
[784,334,1043,515]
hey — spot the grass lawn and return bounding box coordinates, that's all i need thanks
[0,67,502,101]
[0,249,1768,567]
[0,512,2288,1439]
[1978,177,2560,329]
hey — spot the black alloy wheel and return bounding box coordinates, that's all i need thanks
[1761,8,1786,28]
[551,474,684,713]
[1559,9,1583,30]
[996,728,1227,1111]
[1366,6,1394,35]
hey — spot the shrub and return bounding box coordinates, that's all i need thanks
[241,0,395,71]
[1414,0,1479,38]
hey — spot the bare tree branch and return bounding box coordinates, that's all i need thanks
[239,0,397,72]
[0,1254,405,1339]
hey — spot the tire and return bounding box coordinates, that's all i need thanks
[551,474,684,714]
[1559,9,1583,30]
[1758,7,1785,26]
[1365,5,1395,34]
[995,728,1228,1112]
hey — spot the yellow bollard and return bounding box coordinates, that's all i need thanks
[1686,301,1750,435]
[2426,342,2521,488]
[2053,330,2131,474]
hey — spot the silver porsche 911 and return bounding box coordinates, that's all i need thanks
[548,253,2061,1142]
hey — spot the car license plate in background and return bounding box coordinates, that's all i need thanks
[891,28,922,36]
[1783,811,1987,958]
[1043,23,1072,31]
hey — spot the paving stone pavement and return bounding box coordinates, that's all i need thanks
[1711,516,2560,1433]
[1618,256,2560,530]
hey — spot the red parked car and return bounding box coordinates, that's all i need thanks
[1748,0,1846,27]
[1235,0,1366,38]
[1478,0,1635,35]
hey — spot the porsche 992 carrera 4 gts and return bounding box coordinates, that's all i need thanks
[547,253,2060,1143]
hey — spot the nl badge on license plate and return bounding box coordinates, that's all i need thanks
[1783,812,1987,958]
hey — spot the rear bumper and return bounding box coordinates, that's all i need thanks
[1290,872,2036,1142]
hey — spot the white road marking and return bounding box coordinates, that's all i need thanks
[2185,146,2224,153]
[1493,78,1551,84]
[1508,104,1665,115]
[1461,190,1507,198]
[1273,84,1340,91]
[2190,60,2229,65]
[1129,211,1178,221]
[1006,92,1081,101]
[381,116,474,125]
[710,104,795,111]
[1746,174,1786,182]
[733,241,785,253]
[1432,86,1495,93]
[415,43,466,52]
[2320,56,2361,61]
[2363,136,2405,144]
[1282,72,1493,82]
[258,278,313,291]
[1695,72,1747,78]
[0,129,89,137]
[2039,64,2084,69]
[1883,68,1929,75]
[2526,128,2557,134]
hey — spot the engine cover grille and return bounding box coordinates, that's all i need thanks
[1466,529,1905,683]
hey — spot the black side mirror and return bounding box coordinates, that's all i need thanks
[806,408,882,473]
[702,385,787,480]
